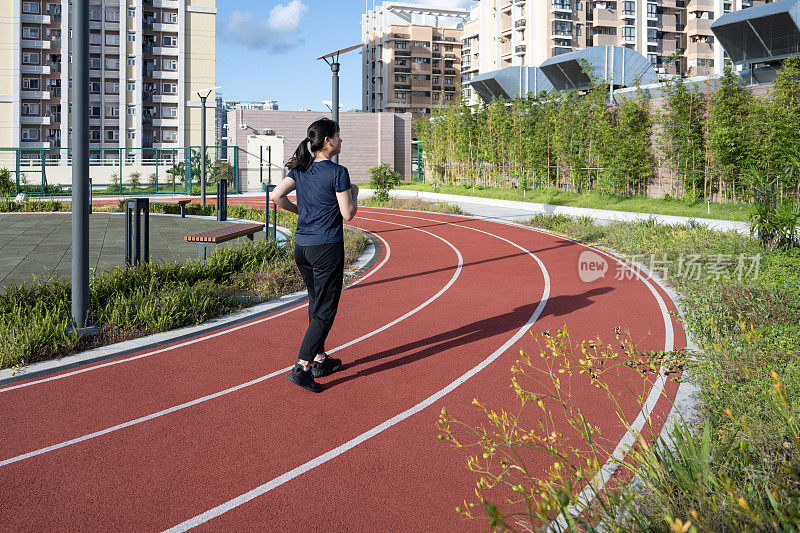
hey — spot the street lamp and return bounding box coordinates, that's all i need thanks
[195,86,220,206]
[71,0,91,333]
[317,45,360,164]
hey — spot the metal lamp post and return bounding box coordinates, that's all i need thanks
[195,87,220,206]
[71,0,90,332]
[317,45,360,164]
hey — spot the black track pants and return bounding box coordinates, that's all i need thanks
[294,241,345,362]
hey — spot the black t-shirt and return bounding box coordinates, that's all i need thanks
[288,160,352,246]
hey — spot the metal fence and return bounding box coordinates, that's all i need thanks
[0,146,240,197]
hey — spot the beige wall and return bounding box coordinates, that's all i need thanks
[183,2,216,148]
[227,110,412,188]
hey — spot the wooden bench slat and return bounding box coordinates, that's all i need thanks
[185,223,263,243]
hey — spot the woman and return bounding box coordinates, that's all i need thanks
[270,118,359,392]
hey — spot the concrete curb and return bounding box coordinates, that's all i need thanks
[367,188,750,235]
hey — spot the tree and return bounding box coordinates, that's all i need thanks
[0,168,13,200]
[369,164,401,201]
[128,171,141,189]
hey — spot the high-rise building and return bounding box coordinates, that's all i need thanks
[462,0,776,105]
[361,2,469,121]
[0,0,216,162]
[215,98,279,158]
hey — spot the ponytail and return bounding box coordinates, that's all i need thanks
[286,118,340,172]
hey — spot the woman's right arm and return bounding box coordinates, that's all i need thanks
[269,177,298,215]
[336,184,358,221]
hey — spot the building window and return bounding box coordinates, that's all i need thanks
[648,2,658,16]
[127,129,136,140]
[89,106,100,116]
[413,40,430,47]
[106,105,120,117]
[394,91,406,99]
[412,57,431,64]
[106,129,119,141]
[90,130,101,141]
[647,28,658,41]
[163,106,178,117]
[164,12,177,23]
[106,33,120,46]
[22,2,40,14]
[396,41,407,49]
[445,45,453,52]
[162,82,177,94]
[89,9,101,20]
[22,103,40,115]
[445,93,454,101]
[432,93,439,101]
[22,128,39,140]
[128,7,136,18]
[106,57,120,69]
[163,130,177,141]
[105,82,120,93]
[89,33,101,45]
[395,58,407,66]
[162,59,177,70]
[22,52,40,64]
[22,27,41,39]
[22,78,40,90]
[163,35,177,46]
[445,76,453,84]
[127,32,136,42]
[127,56,135,66]
[90,57,101,69]
[623,26,635,40]
[127,80,136,91]
[127,106,136,115]
[395,74,407,82]
[105,10,120,22]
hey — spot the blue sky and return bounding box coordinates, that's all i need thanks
[215,0,469,112]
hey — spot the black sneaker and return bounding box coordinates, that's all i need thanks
[286,364,323,393]
[311,355,342,378]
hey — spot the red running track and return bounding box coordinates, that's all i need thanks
[0,207,684,531]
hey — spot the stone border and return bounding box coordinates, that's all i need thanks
[362,188,750,235]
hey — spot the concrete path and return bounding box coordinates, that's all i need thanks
[0,213,271,288]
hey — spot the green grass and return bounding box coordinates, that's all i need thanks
[0,207,369,370]
[360,196,464,214]
[517,214,800,530]
[396,182,752,222]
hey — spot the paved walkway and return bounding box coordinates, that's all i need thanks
[0,213,271,288]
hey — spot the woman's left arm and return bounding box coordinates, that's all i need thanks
[269,177,298,215]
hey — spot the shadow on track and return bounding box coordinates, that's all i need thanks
[325,287,614,387]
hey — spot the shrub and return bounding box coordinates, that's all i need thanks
[0,168,13,200]
[369,164,401,202]
[129,171,141,189]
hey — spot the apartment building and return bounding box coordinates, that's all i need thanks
[0,0,216,162]
[461,0,775,105]
[362,2,469,121]
[215,97,279,159]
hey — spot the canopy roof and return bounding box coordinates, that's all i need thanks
[466,67,553,102]
[711,0,800,64]
[538,46,658,92]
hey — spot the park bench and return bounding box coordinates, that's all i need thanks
[185,223,263,260]
[151,199,192,217]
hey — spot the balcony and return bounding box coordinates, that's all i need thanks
[550,30,572,40]
[622,32,636,45]
[591,8,617,27]
[515,45,526,54]
[21,65,51,74]
[153,23,178,32]
[21,116,51,125]
[21,90,50,99]
[21,14,51,24]
[152,47,178,56]
[153,118,179,127]
[21,40,51,50]
[21,142,51,149]
[152,94,179,103]
[593,33,617,46]
[154,0,180,7]
[515,19,526,29]
[47,112,62,123]
[686,41,713,58]
[394,84,411,90]
[151,70,179,79]
[687,0,714,11]
[685,17,712,36]
[551,1,571,13]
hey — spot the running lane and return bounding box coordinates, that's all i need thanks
[0,208,684,531]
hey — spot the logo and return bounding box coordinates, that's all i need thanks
[578,250,608,283]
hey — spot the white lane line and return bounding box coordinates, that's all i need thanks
[163,217,551,532]
[0,227,391,394]
[361,210,678,529]
[0,218,462,467]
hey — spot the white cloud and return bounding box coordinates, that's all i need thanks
[220,1,307,52]
[268,0,307,35]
